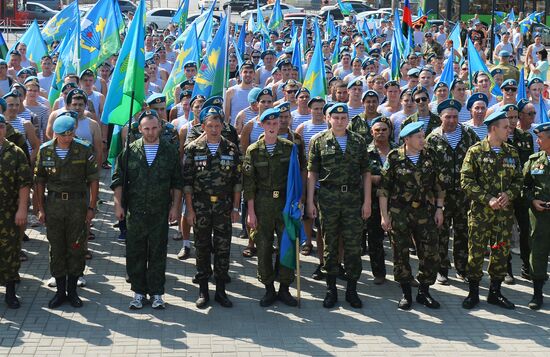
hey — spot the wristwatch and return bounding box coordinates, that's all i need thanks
[436,205,444,210]
[232,208,240,212]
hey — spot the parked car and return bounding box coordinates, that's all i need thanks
[32,0,62,11]
[186,13,221,26]
[222,0,267,13]
[145,8,178,29]
[117,0,137,14]
[283,12,321,23]
[241,2,304,21]
[198,0,219,11]
[319,1,374,21]
[25,2,59,22]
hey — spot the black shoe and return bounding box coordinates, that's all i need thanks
[177,247,191,260]
[5,281,20,309]
[528,279,544,310]
[521,265,532,280]
[196,279,210,309]
[278,284,298,307]
[337,264,348,281]
[416,284,440,309]
[398,283,412,310]
[260,283,277,307]
[67,276,83,307]
[214,280,232,308]
[487,280,515,309]
[462,280,480,309]
[48,277,67,309]
[323,276,338,308]
[311,264,325,280]
[345,280,362,308]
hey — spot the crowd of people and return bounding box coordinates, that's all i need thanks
[0,5,549,315]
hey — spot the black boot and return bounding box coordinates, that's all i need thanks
[323,275,338,308]
[487,279,515,309]
[278,284,298,307]
[398,283,412,310]
[345,280,362,308]
[214,279,232,308]
[436,268,449,285]
[48,276,67,309]
[195,279,210,309]
[337,264,348,281]
[416,284,440,309]
[260,283,277,307]
[528,279,544,310]
[67,276,83,307]
[462,280,480,309]
[521,263,531,280]
[5,281,20,309]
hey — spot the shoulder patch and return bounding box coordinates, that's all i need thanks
[40,139,55,149]
[74,138,92,148]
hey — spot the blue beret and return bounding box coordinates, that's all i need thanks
[371,116,391,127]
[276,58,292,68]
[2,90,20,99]
[533,122,550,134]
[472,70,488,83]
[500,79,517,89]
[484,110,508,125]
[146,93,166,105]
[271,67,279,74]
[368,48,381,55]
[490,68,503,76]
[163,35,176,42]
[183,61,197,69]
[450,78,464,90]
[138,109,159,123]
[528,77,543,88]
[179,89,193,101]
[466,93,488,110]
[534,32,541,38]
[155,45,166,53]
[199,106,224,123]
[437,98,462,114]
[269,30,279,36]
[407,68,420,77]
[400,121,424,138]
[180,78,195,89]
[411,85,428,97]
[501,104,519,113]
[0,97,5,112]
[0,59,7,66]
[248,88,262,104]
[307,96,325,107]
[256,88,273,101]
[53,115,76,134]
[0,114,5,124]
[322,102,335,115]
[261,50,276,59]
[400,88,414,99]
[327,103,348,115]
[342,36,350,42]
[362,58,375,68]
[66,88,87,103]
[16,68,32,77]
[189,95,206,107]
[295,87,310,98]
[419,67,435,75]
[240,60,255,70]
[260,108,280,122]
[276,102,290,113]
[517,99,531,112]
[203,96,223,109]
[498,50,511,57]
[61,82,78,93]
[79,68,95,78]
[434,81,449,90]
[24,76,40,86]
[381,41,390,48]
[56,111,78,120]
[274,39,284,45]
[347,79,363,89]
[362,90,379,101]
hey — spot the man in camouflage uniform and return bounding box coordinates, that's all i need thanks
[183,107,242,309]
[379,121,445,310]
[0,114,32,309]
[461,111,523,310]
[347,90,382,145]
[401,86,441,138]
[35,115,99,309]
[307,103,371,309]
[243,107,302,308]
[503,104,534,283]
[425,99,479,284]
[523,122,550,310]
[112,110,183,310]
[185,97,239,147]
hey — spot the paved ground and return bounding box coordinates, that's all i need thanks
[1,170,549,356]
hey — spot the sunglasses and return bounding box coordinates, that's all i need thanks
[524,111,536,116]
[414,97,428,103]
[503,87,517,92]
[286,90,297,94]
[252,56,260,59]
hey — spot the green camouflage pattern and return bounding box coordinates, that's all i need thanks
[348,114,375,145]
[379,147,444,284]
[308,129,369,281]
[461,138,523,281]
[523,150,550,280]
[401,112,442,139]
[128,120,180,148]
[183,136,242,281]
[185,122,240,148]
[5,123,30,160]
[0,140,32,285]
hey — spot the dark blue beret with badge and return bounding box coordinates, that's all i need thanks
[500,79,517,89]
[53,115,76,134]
[400,121,424,139]
[517,98,531,112]
[411,85,428,97]
[67,88,88,103]
[2,90,20,99]
[308,96,325,107]
[180,78,195,89]
[0,97,6,112]
[371,116,391,128]
[490,68,503,77]
[199,106,224,124]
[434,81,449,91]
[528,77,543,88]
[203,96,223,109]
[276,102,290,113]
[327,103,348,115]
[190,94,206,107]
[146,93,166,105]
[0,114,5,124]
[437,98,462,114]
[362,90,379,101]
[138,109,159,123]
[260,107,281,122]
[533,122,550,134]
[57,110,78,120]
[347,79,363,89]
[501,104,519,113]
[60,82,78,93]
[466,92,488,110]
[79,68,95,78]
[256,88,273,101]
[323,102,335,115]
[483,110,508,126]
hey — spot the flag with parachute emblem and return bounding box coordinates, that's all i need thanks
[466,36,502,97]
[337,0,354,16]
[172,0,190,30]
[268,0,284,30]
[8,20,48,71]
[302,22,326,98]
[41,0,79,44]
[0,30,8,59]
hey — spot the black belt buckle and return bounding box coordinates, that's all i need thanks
[61,192,69,201]
[341,185,348,193]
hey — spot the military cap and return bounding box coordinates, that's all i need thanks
[407,68,420,78]
[384,80,400,89]
[189,94,206,107]
[466,93,488,110]
[307,96,325,107]
[282,79,299,89]
[434,81,449,91]
[347,79,363,89]
[276,58,292,69]
[450,78,464,90]
[400,88,414,99]
[534,32,541,38]
[203,96,223,108]
[255,88,273,102]
[362,58,375,68]
[79,68,95,78]
[533,122,550,134]
[66,88,88,103]
[0,97,6,112]
[517,98,531,112]
[368,48,381,56]
[528,77,543,88]
[0,59,7,66]
[179,89,193,100]
[327,103,348,115]
[261,49,276,59]
[276,102,291,113]
[472,70,489,83]
[283,46,293,54]
[57,110,78,120]
[362,90,379,101]
[146,93,166,105]
[381,41,390,48]
[260,107,280,122]
[247,88,262,104]
[501,104,519,113]
[295,87,310,98]
[411,85,428,97]
[24,76,40,86]
[179,78,195,89]
[500,79,517,89]
[400,121,424,138]
[271,67,280,74]
[155,45,166,53]
[16,68,32,77]
[498,50,511,57]
[183,61,197,68]
[138,109,159,123]
[490,68,503,77]
[199,106,224,124]
[240,60,255,70]
[371,116,391,127]
[61,82,78,93]
[322,102,334,115]
[437,98,462,114]
[53,115,76,134]
[483,110,508,126]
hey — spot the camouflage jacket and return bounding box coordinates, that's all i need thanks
[348,114,375,145]
[0,140,32,210]
[379,146,445,206]
[185,122,240,150]
[507,128,534,166]
[368,141,398,203]
[5,123,29,161]
[461,138,523,208]
[258,129,307,170]
[401,112,442,138]
[129,120,179,149]
[35,138,99,193]
[522,150,550,203]
[183,136,242,196]
[425,125,479,192]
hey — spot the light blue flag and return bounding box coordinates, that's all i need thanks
[113,0,125,33]
[291,30,303,82]
[393,8,406,55]
[247,12,256,33]
[390,30,401,80]
[330,27,341,65]
[8,20,48,71]
[268,0,283,30]
[232,38,244,68]
[302,22,326,98]
[509,8,516,22]
[172,0,190,29]
[337,0,354,16]
[41,0,79,43]
[300,16,308,62]
[237,22,246,58]
[417,7,424,17]
[517,68,526,101]
[174,1,215,47]
[540,94,549,123]
[466,37,502,97]
[47,23,78,106]
[439,50,454,90]
[255,0,270,39]
[449,22,462,53]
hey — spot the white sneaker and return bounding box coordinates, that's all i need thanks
[129,293,145,309]
[77,276,87,287]
[511,247,521,255]
[47,277,56,287]
[151,295,165,309]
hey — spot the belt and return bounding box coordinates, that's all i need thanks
[392,199,426,209]
[321,183,357,193]
[257,189,284,199]
[48,191,86,200]
[194,192,228,203]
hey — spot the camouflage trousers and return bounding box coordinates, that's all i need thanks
[318,187,363,281]
[366,207,386,278]
[437,191,469,274]
[45,196,87,278]
[250,193,294,286]
[529,209,550,280]
[193,195,232,282]
[126,210,169,295]
[389,202,439,285]
[466,206,514,282]
[0,209,21,285]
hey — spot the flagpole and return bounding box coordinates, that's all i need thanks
[296,232,301,308]
[122,90,136,215]
[222,5,231,106]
